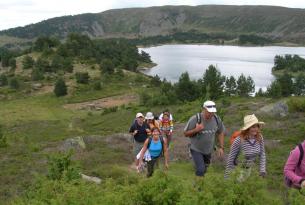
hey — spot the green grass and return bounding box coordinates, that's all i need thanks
[1,77,305,204]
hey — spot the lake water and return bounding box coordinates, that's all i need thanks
[140,45,305,91]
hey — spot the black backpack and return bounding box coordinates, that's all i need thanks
[196,113,220,128]
[147,136,164,157]
[284,144,304,188]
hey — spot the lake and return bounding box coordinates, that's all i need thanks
[140,45,305,91]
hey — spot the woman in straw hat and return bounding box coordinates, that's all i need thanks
[225,114,266,179]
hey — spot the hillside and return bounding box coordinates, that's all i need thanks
[1,34,305,204]
[1,5,305,44]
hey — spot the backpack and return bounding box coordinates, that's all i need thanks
[230,130,241,145]
[196,113,220,128]
[285,144,304,188]
[147,136,164,157]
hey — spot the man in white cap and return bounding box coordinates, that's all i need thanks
[129,113,150,169]
[184,100,225,177]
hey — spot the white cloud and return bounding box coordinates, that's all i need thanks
[1,0,305,31]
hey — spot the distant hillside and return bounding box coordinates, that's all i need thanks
[1,5,305,43]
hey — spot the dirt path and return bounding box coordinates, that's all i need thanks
[63,94,138,110]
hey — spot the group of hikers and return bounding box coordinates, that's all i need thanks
[129,100,305,190]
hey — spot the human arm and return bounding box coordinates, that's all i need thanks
[139,139,149,165]
[224,137,241,178]
[259,136,266,177]
[217,132,225,157]
[163,138,169,169]
[284,146,305,186]
[169,120,174,133]
[184,115,203,137]
[129,124,138,136]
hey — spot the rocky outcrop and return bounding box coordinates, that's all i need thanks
[258,101,289,117]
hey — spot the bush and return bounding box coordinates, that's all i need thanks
[0,73,8,86]
[31,68,44,81]
[75,72,90,84]
[92,80,102,90]
[54,78,67,97]
[9,77,20,89]
[102,106,118,115]
[47,151,80,181]
[287,97,305,112]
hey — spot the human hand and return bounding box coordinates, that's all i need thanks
[195,123,204,132]
[218,147,224,158]
[133,130,138,135]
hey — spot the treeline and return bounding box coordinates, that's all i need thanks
[273,54,305,72]
[141,65,256,106]
[238,34,273,46]
[264,72,305,98]
[128,32,273,46]
[129,31,235,46]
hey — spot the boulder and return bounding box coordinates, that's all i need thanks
[32,83,43,90]
[61,136,86,152]
[258,101,288,117]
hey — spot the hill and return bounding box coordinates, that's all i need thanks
[1,5,305,45]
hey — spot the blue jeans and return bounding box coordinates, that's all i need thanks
[190,149,211,176]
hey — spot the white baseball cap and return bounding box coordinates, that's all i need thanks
[203,101,217,113]
[136,113,144,118]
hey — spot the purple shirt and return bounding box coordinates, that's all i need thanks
[284,141,305,186]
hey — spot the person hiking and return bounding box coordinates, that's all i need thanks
[224,114,266,180]
[159,109,173,121]
[129,113,150,169]
[145,112,160,135]
[284,140,305,189]
[184,100,225,177]
[159,111,174,148]
[138,127,169,177]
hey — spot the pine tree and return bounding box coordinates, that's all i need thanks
[225,76,237,96]
[54,78,67,97]
[22,55,35,69]
[201,65,225,100]
[236,74,255,97]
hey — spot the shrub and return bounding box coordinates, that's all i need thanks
[54,78,67,97]
[92,80,102,90]
[0,73,8,86]
[287,97,305,112]
[47,151,80,181]
[75,72,90,84]
[9,77,19,89]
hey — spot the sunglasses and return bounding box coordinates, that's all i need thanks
[205,105,216,108]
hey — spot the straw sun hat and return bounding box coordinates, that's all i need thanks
[241,114,265,131]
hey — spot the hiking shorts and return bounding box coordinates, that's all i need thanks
[190,149,211,177]
[133,141,144,157]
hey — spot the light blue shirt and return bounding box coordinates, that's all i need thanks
[149,138,162,158]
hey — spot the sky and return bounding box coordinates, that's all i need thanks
[1,0,305,31]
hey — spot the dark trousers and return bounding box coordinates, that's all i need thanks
[190,149,211,177]
[147,158,159,177]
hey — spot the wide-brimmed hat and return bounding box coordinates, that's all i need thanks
[145,112,154,120]
[203,100,217,113]
[241,114,265,131]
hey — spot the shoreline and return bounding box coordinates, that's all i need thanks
[137,41,303,49]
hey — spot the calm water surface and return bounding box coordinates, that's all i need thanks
[141,45,305,91]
